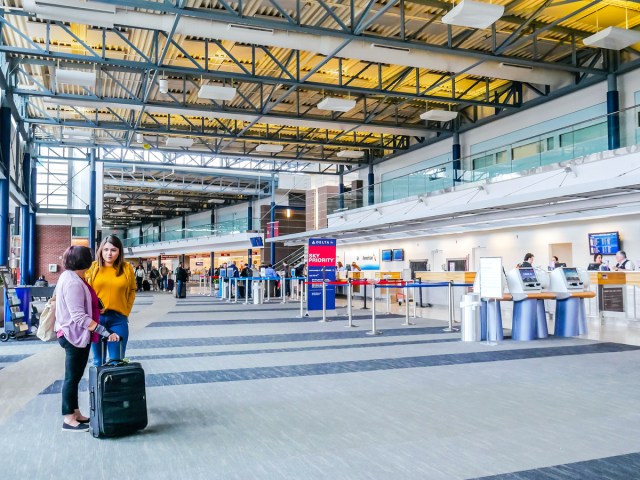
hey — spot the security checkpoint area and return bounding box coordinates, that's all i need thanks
[6,0,640,479]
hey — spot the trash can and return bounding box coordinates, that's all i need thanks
[460,293,481,342]
[253,281,263,305]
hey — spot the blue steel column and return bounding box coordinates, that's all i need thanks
[367,161,374,206]
[452,132,461,185]
[270,175,276,264]
[247,200,253,266]
[0,106,11,266]
[28,156,37,283]
[88,149,97,255]
[19,151,31,285]
[338,165,345,211]
[209,252,215,272]
[607,73,620,150]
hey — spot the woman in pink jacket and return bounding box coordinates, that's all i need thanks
[54,246,119,432]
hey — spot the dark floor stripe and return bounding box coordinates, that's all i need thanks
[131,337,460,360]
[128,326,448,349]
[0,354,31,363]
[472,451,640,479]
[146,314,405,327]
[40,342,640,395]
[168,306,318,314]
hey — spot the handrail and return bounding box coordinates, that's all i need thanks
[325,104,639,215]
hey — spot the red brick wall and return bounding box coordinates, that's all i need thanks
[35,225,72,284]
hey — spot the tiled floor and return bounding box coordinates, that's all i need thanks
[2,288,640,479]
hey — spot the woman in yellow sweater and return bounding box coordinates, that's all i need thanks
[86,235,137,366]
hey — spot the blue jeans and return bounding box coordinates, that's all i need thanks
[91,311,129,366]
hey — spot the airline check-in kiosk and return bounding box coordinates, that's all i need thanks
[506,268,554,341]
[549,267,594,337]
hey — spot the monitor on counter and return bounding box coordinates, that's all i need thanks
[392,249,404,261]
[250,237,263,247]
[518,268,537,284]
[588,231,620,255]
[587,263,600,271]
[562,267,581,284]
[381,249,392,262]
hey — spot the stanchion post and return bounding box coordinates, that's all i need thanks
[402,284,415,326]
[282,278,286,304]
[319,280,330,322]
[345,279,357,327]
[443,281,459,332]
[266,278,271,302]
[366,285,381,335]
[386,285,391,314]
[362,283,368,310]
[412,285,417,318]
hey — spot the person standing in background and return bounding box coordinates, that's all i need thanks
[520,253,534,268]
[86,235,136,366]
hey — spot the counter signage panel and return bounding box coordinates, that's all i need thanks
[588,232,620,255]
[479,257,503,298]
[307,238,336,311]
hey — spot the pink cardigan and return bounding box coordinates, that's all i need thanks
[54,270,94,348]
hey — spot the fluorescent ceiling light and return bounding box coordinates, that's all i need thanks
[165,137,194,148]
[255,144,284,153]
[442,0,504,29]
[198,84,237,101]
[103,193,119,198]
[337,150,365,159]
[420,110,459,122]
[158,78,168,94]
[56,69,96,89]
[583,27,640,50]
[175,207,192,212]
[207,198,225,204]
[148,214,165,218]
[157,195,176,201]
[135,133,144,143]
[317,97,357,113]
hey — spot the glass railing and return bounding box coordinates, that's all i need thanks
[122,217,261,248]
[326,105,639,216]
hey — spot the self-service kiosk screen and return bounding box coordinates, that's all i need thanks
[518,268,537,283]
[563,268,581,283]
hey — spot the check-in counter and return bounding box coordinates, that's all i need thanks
[506,268,554,341]
[375,271,402,300]
[414,271,476,308]
[549,267,594,337]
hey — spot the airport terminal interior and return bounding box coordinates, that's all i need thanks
[4,0,640,478]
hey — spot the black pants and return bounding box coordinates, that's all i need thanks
[58,336,91,415]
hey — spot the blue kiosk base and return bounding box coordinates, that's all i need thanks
[480,300,504,342]
[512,298,549,341]
[555,297,587,337]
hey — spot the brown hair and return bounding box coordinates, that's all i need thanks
[96,235,125,276]
[63,245,93,271]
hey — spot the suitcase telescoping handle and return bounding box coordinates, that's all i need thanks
[101,338,125,366]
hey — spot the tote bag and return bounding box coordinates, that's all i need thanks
[36,290,57,342]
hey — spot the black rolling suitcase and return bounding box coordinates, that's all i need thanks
[167,279,174,292]
[89,342,148,438]
[175,281,186,298]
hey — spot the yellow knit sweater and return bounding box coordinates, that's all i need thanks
[85,261,137,317]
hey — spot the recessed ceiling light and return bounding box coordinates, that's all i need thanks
[317,97,356,112]
[256,144,284,153]
[56,69,96,89]
[441,0,504,30]
[165,137,194,148]
[198,84,237,101]
[336,150,365,159]
[583,27,640,50]
[420,110,458,122]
